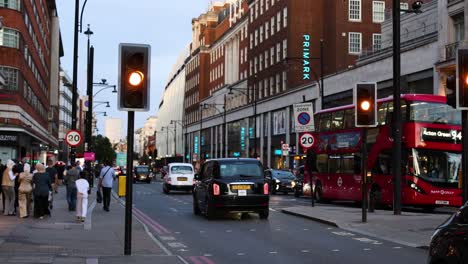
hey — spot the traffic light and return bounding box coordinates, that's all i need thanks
[457,48,468,109]
[118,43,151,111]
[354,83,377,127]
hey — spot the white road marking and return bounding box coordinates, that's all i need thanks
[226,230,232,233]
[237,253,245,256]
[159,236,176,241]
[167,242,187,248]
[169,208,178,212]
[200,230,205,233]
[175,232,181,234]
[373,242,383,245]
[203,254,213,257]
[393,246,402,249]
[363,248,371,251]
[269,208,277,212]
[249,229,256,232]
[332,249,340,252]
[178,248,189,252]
[327,227,333,230]
[301,250,310,253]
[303,228,309,231]
[276,228,281,231]
[332,231,355,237]
[353,237,379,244]
[269,251,278,254]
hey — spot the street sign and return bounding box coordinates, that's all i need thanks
[65,130,83,147]
[282,143,289,151]
[299,132,315,149]
[294,103,314,132]
[84,152,95,161]
[116,153,127,167]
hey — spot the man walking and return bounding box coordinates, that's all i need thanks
[45,160,58,210]
[98,160,115,212]
[64,162,80,211]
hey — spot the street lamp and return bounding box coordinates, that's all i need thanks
[170,120,183,158]
[228,84,258,158]
[94,101,110,108]
[95,111,107,117]
[93,83,117,97]
[201,96,227,158]
[391,0,424,215]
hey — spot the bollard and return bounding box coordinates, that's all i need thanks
[119,176,126,197]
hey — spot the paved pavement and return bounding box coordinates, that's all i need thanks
[0,183,184,264]
[281,204,452,248]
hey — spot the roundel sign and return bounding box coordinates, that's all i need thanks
[65,130,83,147]
[299,132,315,149]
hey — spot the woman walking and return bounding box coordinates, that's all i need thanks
[18,163,33,218]
[2,159,17,216]
[33,163,51,219]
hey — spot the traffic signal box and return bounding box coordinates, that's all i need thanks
[457,48,468,110]
[118,44,151,111]
[354,83,377,127]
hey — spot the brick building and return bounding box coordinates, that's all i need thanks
[0,0,62,163]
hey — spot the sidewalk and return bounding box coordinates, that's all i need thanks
[0,184,183,264]
[282,204,451,248]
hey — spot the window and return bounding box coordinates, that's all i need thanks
[282,71,287,91]
[276,74,280,93]
[348,32,362,54]
[266,0,269,10]
[0,0,20,11]
[373,1,385,23]
[349,0,361,21]
[265,50,269,68]
[283,7,288,28]
[258,81,263,99]
[331,111,344,130]
[0,66,19,91]
[265,21,269,39]
[250,33,253,49]
[270,47,275,66]
[319,112,332,131]
[0,28,20,48]
[453,14,465,42]
[270,76,274,95]
[240,49,244,64]
[255,2,259,18]
[259,54,263,71]
[260,0,264,15]
[271,17,275,36]
[259,26,263,43]
[373,34,382,51]
[277,12,281,32]
[317,154,328,173]
[328,155,341,173]
[276,43,281,62]
[400,2,409,11]
[264,79,269,97]
[282,39,287,59]
[255,29,258,46]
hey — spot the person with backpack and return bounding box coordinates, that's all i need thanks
[98,160,115,212]
[64,162,80,211]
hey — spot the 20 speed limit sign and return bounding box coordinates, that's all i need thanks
[299,132,315,149]
[65,130,83,147]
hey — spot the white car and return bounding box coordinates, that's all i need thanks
[163,163,195,194]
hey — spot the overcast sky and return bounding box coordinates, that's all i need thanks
[56,0,213,139]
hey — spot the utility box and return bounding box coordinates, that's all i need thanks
[118,176,126,197]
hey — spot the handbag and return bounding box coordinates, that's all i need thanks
[96,189,103,203]
[96,167,111,204]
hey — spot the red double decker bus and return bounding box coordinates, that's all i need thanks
[304,94,463,209]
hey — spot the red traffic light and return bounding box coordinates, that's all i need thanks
[354,83,377,127]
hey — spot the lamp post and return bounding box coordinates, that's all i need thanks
[170,120,183,158]
[199,104,203,162]
[201,96,227,158]
[228,83,257,158]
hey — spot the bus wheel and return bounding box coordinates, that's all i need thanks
[370,186,382,209]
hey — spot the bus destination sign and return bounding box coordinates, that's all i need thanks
[421,128,462,144]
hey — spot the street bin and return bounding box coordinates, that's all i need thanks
[118,176,126,197]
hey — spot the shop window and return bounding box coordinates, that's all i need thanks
[316,154,328,173]
[331,111,344,130]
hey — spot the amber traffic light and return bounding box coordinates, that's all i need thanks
[457,48,468,110]
[118,44,151,111]
[354,83,377,127]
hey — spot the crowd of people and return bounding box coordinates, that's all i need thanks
[0,158,116,222]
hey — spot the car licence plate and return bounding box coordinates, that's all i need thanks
[238,190,247,196]
[177,177,188,181]
[435,200,449,205]
[231,185,251,190]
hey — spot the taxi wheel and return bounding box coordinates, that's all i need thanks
[163,184,170,194]
[259,209,269,220]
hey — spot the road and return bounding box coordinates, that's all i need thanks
[126,181,428,264]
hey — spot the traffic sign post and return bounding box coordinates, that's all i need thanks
[294,103,314,132]
[299,132,315,149]
[65,130,83,147]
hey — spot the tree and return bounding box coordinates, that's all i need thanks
[91,135,116,164]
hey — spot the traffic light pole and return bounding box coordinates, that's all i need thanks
[85,46,94,187]
[124,111,134,255]
[463,111,468,203]
[70,0,80,165]
[362,128,368,223]
[392,0,403,215]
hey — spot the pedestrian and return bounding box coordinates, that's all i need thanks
[0,159,6,214]
[64,162,79,211]
[32,163,51,219]
[2,159,17,216]
[12,160,23,215]
[18,163,33,218]
[55,162,65,186]
[98,160,115,212]
[75,173,89,222]
[45,160,58,210]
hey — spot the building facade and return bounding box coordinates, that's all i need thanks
[0,0,62,163]
[156,45,190,158]
[58,68,72,162]
[104,118,123,145]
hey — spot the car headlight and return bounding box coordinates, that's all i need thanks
[275,179,280,183]
[291,181,296,188]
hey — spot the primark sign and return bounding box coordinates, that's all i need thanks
[302,35,311,80]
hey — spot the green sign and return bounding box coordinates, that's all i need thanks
[116,153,127,167]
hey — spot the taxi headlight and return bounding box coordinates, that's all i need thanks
[291,181,296,188]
